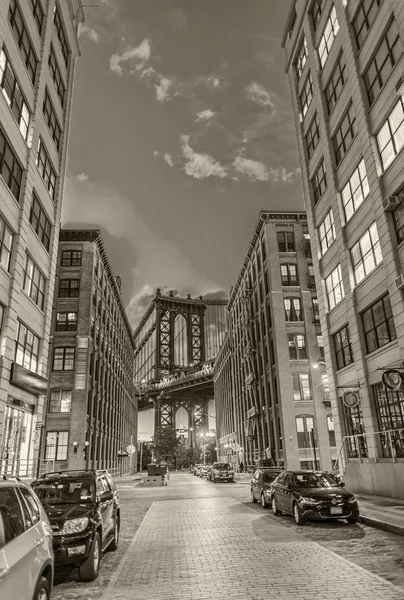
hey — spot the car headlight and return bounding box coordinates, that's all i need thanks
[300,497,321,506]
[348,495,357,504]
[60,517,89,535]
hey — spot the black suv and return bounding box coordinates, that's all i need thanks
[31,469,120,582]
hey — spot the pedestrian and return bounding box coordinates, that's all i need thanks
[239,461,244,473]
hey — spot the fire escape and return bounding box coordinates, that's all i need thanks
[241,287,262,461]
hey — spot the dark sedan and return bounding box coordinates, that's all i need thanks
[270,470,359,526]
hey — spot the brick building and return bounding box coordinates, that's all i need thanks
[282,0,404,497]
[0,1,83,476]
[214,212,335,471]
[44,230,137,473]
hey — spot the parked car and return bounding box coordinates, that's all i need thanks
[0,475,53,600]
[270,470,359,526]
[199,465,210,478]
[31,469,120,582]
[208,462,234,483]
[194,464,203,476]
[250,467,283,507]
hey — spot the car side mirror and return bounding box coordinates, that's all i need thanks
[100,490,113,501]
[339,482,345,487]
[288,483,294,491]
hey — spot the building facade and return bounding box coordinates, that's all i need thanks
[214,212,336,472]
[283,0,404,497]
[44,230,137,473]
[0,0,83,476]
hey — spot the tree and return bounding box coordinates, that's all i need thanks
[150,427,181,463]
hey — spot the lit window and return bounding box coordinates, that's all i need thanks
[56,312,77,332]
[318,209,335,255]
[288,334,307,360]
[292,374,312,401]
[284,298,303,322]
[296,38,308,80]
[281,264,298,286]
[49,390,71,413]
[351,223,382,284]
[341,159,369,221]
[377,98,404,171]
[318,5,339,68]
[325,264,344,310]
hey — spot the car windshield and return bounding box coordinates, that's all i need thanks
[32,479,95,504]
[293,473,339,489]
[214,463,230,470]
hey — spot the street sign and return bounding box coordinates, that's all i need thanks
[126,444,136,455]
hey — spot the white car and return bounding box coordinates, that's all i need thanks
[0,476,54,600]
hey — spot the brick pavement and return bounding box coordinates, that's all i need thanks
[100,496,404,600]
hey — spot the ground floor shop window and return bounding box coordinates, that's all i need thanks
[0,403,34,475]
[340,400,367,458]
[372,383,404,458]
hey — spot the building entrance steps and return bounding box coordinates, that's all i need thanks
[100,496,404,600]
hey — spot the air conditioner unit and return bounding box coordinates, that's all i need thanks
[394,274,404,290]
[396,76,404,96]
[298,112,304,124]
[382,195,404,212]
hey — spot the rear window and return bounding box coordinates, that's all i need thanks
[214,463,230,469]
[262,472,279,483]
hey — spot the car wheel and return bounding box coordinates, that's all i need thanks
[272,496,280,515]
[109,517,120,551]
[347,516,358,524]
[79,532,101,581]
[293,502,305,526]
[34,576,50,600]
[251,488,257,503]
[261,493,269,508]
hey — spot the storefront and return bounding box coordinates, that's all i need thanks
[0,400,35,475]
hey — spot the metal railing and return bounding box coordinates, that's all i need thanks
[335,427,404,478]
[0,458,55,479]
[139,362,215,395]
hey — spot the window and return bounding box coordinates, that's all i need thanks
[362,294,397,353]
[296,416,315,447]
[372,383,404,434]
[327,416,336,447]
[325,264,344,310]
[277,231,295,252]
[17,487,40,527]
[36,139,57,199]
[15,322,39,372]
[364,20,401,106]
[56,312,77,332]
[29,193,51,252]
[281,264,298,286]
[53,347,75,371]
[324,54,347,115]
[59,279,80,298]
[307,264,315,288]
[332,103,357,165]
[317,334,325,360]
[43,89,62,151]
[0,128,24,201]
[288,334,307,360]
[0,49,30,140]
[353,0,382,49]
[0,488,25,543]
[393,192,404,243]
[49,390,72,413]
[48,45,66,107]
[311,160,327,204]
[61,250,82,267]
[0,214,13,271]
[305,114,320,159]
[300,73,313,117]
[296,38,308,80]
[377,98,404,170]
[351,223,382,284]
[319,209,336,255]
[341,159,369,221]
[318,5,339,68]
[292,374,312,401]
[312,297,320,321]
[312,0,324,30]
[23,255,46,310]
[45,431,69,460]
[8,0,38,83]
[284,298,303,321]
[29,0,44,34]
[334,325,354,370]
[54,6,70,66]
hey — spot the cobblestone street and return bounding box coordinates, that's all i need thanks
[52,474,404,600]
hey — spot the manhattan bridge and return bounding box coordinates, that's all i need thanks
[134,290,227,444]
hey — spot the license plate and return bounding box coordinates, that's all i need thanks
[330,506,342,515]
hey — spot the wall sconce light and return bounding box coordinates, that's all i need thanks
[83,440,89,460]
[73,441,78,457]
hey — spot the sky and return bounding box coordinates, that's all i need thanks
[62,0,304,329]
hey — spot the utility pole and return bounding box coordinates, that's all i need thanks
[310,429,318,470]
[139,441,143,472]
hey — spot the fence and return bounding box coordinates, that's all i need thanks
[335,427,404,477]
[0,458,55,479]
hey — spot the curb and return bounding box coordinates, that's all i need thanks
[359,513,404,537]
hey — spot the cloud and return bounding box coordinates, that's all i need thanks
[155,76,172,102]
[79,24,99,43]
[206,77,220,88]
[246,82,274,107]
[164,153,173,167]
[233,157,270,182]
[141,66,155,78]
[196,109,215,121]
[180,135,227,180]
[76,172,89,181]
[110,39,151,75]
[153,150,159,157]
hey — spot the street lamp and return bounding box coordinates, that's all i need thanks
[313,360,326,369]
[200,432,211,465]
